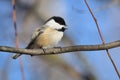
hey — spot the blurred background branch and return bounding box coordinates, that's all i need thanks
[0,0,120,80]
[84,0,120,79]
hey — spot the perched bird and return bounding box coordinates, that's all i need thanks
[13,16,67,59]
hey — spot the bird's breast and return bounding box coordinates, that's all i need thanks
[36,28,63,48]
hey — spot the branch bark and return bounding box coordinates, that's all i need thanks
[84,0,120,78]
[0,40,120,55]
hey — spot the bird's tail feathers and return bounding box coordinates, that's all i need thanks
[12,54,22,59]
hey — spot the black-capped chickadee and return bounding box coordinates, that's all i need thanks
[13,16,67,59]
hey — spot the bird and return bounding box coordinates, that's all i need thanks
[12,16,67,59]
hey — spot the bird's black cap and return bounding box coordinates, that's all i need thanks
[45,16,66,26]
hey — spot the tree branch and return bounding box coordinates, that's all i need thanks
[0,40,120,55]
[84,0,120,78]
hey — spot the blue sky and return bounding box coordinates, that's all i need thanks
[0,0,120,80]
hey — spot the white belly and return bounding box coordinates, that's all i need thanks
[51,32,63,46]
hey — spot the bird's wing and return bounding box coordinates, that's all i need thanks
[12,27,46,59]
[26,27,46,49]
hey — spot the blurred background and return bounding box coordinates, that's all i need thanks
[0,0,120,80]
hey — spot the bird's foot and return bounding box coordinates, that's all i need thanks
[42,48,46,54]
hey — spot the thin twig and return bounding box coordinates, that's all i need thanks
[0,40,120,55]
[12,0,25,80]
[84,0,120,79]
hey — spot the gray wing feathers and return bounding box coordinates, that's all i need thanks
[12,27,45,59]
[26,28,44,49]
